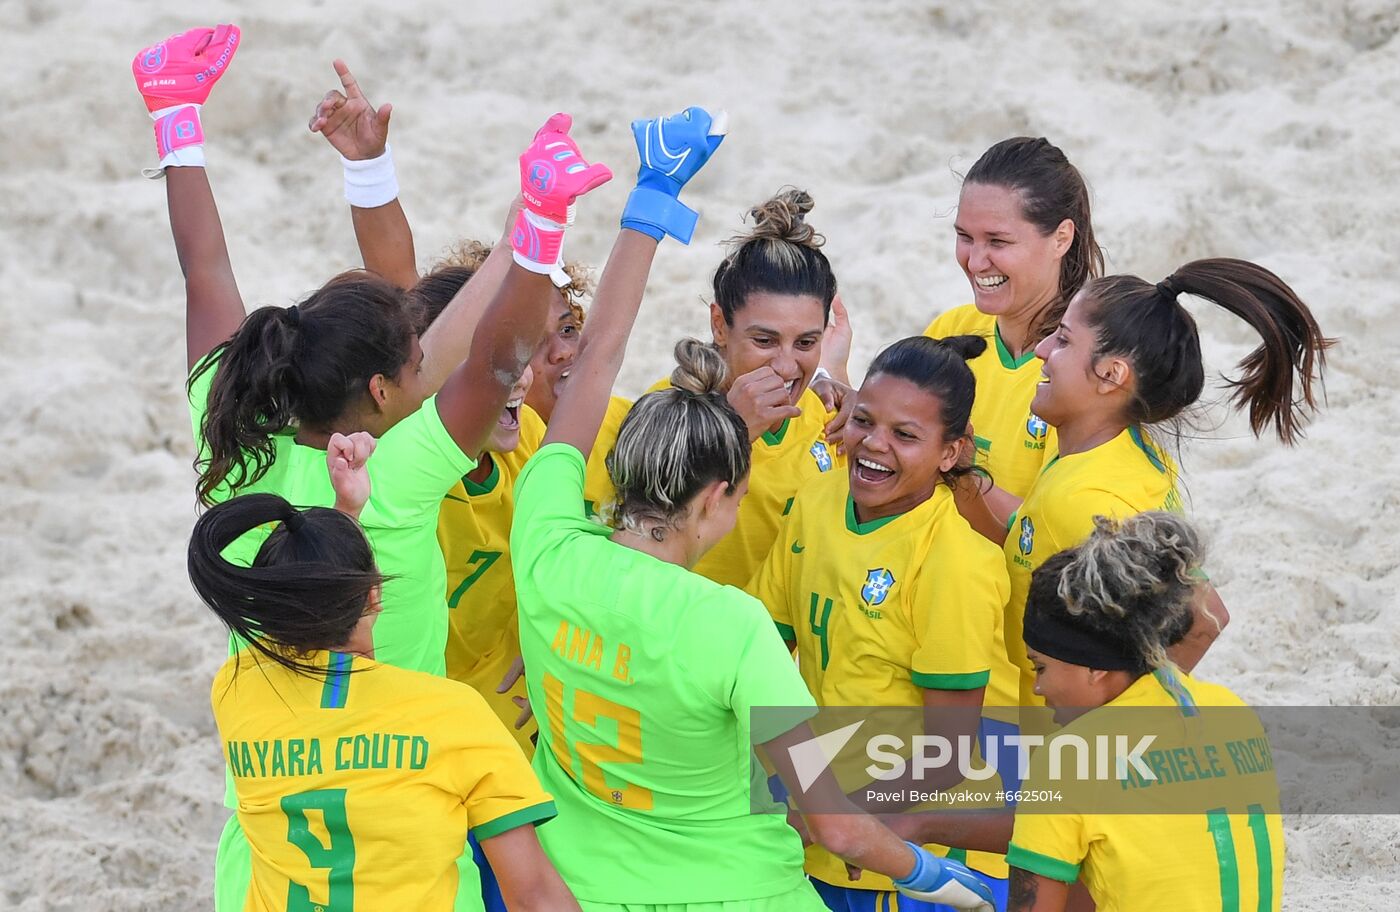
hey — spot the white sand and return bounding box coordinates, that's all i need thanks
[1,0,1396,907]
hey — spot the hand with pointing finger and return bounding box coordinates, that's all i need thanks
[309,59,392,161]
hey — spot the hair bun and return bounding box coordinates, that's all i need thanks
[936,333,989,362]
[745,188,822,248]
[670,338,729,395]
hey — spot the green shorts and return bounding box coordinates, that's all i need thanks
[579,881,828,912]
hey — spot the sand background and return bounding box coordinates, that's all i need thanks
[1,0,1397,908]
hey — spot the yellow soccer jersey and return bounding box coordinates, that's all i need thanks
[212,650,555,912]
[747,470,1013,887]
[1008,671,1284,912]
[924,305,1057,499]
[647,378,843,587]
[440,405,546,753]
[583,395,632,520]
[1005,427,1181,707]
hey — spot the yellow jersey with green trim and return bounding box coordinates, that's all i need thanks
[440,405,547,754]
[746,470,1013,887]
[1005,428,1181,707]
[646,378,843,588]
[1007,670,1283,912]
[924,305,1056,499]
[212,649,555,912]
[583,395,633,520]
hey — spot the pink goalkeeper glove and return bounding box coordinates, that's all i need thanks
[510,113,613,274]
[133,25,240,113]
[132,25,240,173]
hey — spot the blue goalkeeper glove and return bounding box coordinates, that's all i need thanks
[621,106,727,243]
[893,843,996,911]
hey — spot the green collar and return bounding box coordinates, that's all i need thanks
[463,455,500,496]
[845,494,905,535]
[994,322,1038,370]
[1127,426,1168,474]
[761,418,792,447]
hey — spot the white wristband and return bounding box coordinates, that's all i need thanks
[341,145,399,208]
[810,366,832,387]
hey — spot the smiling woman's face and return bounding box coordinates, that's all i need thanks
[955,182,1069,325]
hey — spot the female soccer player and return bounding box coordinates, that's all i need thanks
[928,139,1102,535]
[191,435,581,911]
[882,512,1284,912]
[992,259,1329,707]
[645,189,844,588]
[134,24,611,909]
[748,335,1017,911]
[822,138,1101,537]
[511,108,996,911]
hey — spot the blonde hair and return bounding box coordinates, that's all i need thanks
[438,238,493,272]
[1057,512,1207,672]
[556,260,594,325]
[605,339,749,537]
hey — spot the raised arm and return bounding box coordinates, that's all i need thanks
[166,170,247,372]
[133,25,248,371]
[436,114,612,457]
[309,60,419,290]
[543,230,657,454]
[544,106,729,455]
[415,212,515,394]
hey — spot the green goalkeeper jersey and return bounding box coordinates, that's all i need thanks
[511,444,817,905]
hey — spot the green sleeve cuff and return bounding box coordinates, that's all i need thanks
[912,669,990,690]
[1007,843,1081,883]
[470,800,557,840]
[774,622,796,642]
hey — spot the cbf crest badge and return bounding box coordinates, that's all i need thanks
[810,440,834,472]
[861,568,896,606]
[1018,516,1036,556]
[1026,413,1049,441]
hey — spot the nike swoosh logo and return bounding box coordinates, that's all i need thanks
[645,119,690,176]
[791,541,805,554]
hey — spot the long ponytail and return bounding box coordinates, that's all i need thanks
[1081,258,1332,445]
[187,493,383,677]
[190,271,415,505]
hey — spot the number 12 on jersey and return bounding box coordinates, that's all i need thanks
[541,672,654,811]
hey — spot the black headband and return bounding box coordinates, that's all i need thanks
[1023,607,1142,672]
